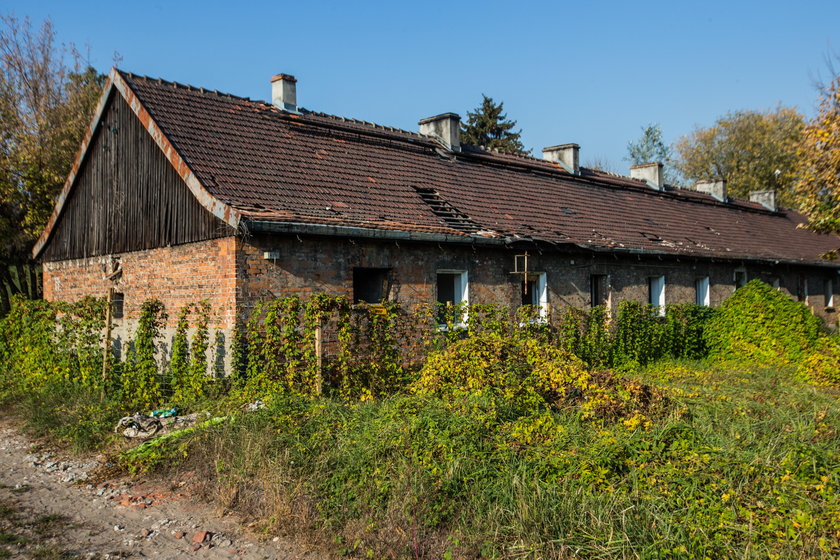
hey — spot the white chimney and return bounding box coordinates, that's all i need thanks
[419,113,461,152]
[630,162,664,190]
[271,73,297,112]
[542,144,580,175]
[696,179,728,202]
[750,189,777,211]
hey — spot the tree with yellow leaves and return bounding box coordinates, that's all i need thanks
[675,107,805,206]
[795,77,840,235]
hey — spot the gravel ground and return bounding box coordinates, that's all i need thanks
[0,416,329,559]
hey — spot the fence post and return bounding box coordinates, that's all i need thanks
[314,320,323,395]
[101,287,114,399]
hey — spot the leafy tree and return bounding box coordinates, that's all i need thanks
[625,123,680,184]
[795,76,840,234]
[461,94,527,154]
[674,107,804,205]
[0,15,104,313]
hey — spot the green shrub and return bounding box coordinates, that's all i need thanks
[705,280,824,365]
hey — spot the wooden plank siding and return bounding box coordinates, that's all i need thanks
[41,91,233,262]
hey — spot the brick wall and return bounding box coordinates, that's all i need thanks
[238,234,838,327]
[42,232,837,359]
[43,236,238,329]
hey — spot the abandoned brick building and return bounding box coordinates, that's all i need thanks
[34,68,840,338]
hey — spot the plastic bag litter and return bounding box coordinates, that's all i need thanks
[115,411,201,439]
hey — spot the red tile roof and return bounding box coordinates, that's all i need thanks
[81,71,840,265]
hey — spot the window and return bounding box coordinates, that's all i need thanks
[112,292,124,319]
[772,278,781,290]
[825,278,835,309]
[353,268,389,304]
[695,277,710,306]
[521,272,548,317]
[798,275,808,302]
[436,270,468,324]
[648,276,665,316]
[734,269,747,290]
[590,274,609,308]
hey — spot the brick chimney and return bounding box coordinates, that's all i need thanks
[542,144,580,175]
[750,189,777,211]
[419,113,461,152]
[696,179,728,202]
[271,73,297,112]
[630,162,664,190]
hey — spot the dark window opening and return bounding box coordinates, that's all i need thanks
[353,268,389,304]
[521,278,538,307]
[797,275,808,302]
[825,279,835,308]
[112,292,124,319]
[590,274,608,307]
[734,270,747,290]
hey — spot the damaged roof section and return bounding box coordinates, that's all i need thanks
[37,69,840,265]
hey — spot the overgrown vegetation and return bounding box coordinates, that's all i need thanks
[2,281,840,558]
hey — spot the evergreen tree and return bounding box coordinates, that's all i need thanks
[461,94,527,154]
[626,124,680,185]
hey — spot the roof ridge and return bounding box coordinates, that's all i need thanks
[301,109,422,137]
[119,69,253,102]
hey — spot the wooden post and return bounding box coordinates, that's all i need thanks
[101,287,114,399]
[314,321,323,396]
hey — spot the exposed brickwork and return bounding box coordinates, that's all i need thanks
[43,237,238,329]
[237,234,839,326]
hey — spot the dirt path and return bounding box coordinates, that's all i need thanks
[0,416,328,559]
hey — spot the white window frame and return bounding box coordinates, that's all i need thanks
[520,272,548,319]
[436,270,469,327]
[649,275,665,316]
[695,276,710,307]
[825,278,835,309]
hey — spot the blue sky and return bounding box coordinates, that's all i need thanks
[5,0,839,170]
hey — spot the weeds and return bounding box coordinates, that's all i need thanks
[2,283,840,558]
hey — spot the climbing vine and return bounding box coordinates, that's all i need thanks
[122,299,167,409]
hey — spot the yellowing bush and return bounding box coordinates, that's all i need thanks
[412,333,666,422]
[797,337,840,387]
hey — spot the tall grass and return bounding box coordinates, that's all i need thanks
[138,361,840,559]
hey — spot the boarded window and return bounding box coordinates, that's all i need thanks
[695,277,710,306]
[353,268,389,304]
[648,276,665,315]
[590,274,608,307]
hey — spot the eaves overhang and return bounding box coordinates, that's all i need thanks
[246,218,840,270]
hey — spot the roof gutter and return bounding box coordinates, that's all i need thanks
[244,219,508,246]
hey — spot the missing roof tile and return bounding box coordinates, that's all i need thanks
[413,186,482,234]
